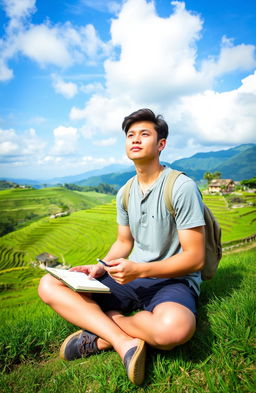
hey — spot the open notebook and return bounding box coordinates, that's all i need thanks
[46,267,111,293]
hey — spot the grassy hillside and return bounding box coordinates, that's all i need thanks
[0,248,255,392]
[0,187,114,236]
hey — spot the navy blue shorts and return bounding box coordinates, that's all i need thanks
[92,274,198,316]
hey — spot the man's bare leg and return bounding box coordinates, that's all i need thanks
[38,274,139,359]
[108,302,196,350]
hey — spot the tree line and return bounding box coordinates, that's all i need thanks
[64,183,117,195]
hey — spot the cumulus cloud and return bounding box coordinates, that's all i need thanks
[0,127,46,162]
[2,0,36,20]
[70,0,256,149]
[51,125,79,155]
[173,72,256,145]
[18,25,72,67]
[0,2,111,80]
[51,74,78,98]
[201,36,256,79]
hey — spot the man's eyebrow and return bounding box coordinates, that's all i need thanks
[127,128,152,133]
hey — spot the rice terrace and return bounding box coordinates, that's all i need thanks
[0,186,255,392]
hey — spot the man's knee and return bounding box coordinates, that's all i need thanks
[151,307,196,349]
[38,273,57,305]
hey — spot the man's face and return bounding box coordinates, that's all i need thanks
[125,121,166,163]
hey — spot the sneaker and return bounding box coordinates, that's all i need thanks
[123,339,146,385]
[60,329,100,360]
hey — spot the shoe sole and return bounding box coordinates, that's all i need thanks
[126,340,146,385]
[59,330,83,360]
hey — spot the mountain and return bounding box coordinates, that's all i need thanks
[0,164,131,187]
[214,145,256,180]
[77,170,136,187]
[45,164,131,184]
[171,144,255,172]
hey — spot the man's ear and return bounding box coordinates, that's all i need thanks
[158,138,167,152]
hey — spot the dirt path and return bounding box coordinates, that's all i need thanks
[223,242,256,254]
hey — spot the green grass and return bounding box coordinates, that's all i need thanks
[0,248,255,392]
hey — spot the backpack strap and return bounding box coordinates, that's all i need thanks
[163,170,183,216]
[122,176,136,211]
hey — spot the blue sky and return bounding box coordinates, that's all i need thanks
[0,0,255,180]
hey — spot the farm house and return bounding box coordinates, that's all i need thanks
[208,179,235,194]
[36,252,59,268]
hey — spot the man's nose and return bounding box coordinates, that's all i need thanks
[132,134,141,143]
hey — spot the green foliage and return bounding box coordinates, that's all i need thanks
[203,171,221,183]
[241,176,256,188]
[64,182,117,195]
[0,180,18,190]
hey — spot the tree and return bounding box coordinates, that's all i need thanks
[204,172,214,184]
[204,171,222,184]
[241,176,256,189]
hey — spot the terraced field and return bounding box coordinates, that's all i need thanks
[0,201,117,271]
[203,194,256,243]
[0,194,255,273]
[0,187,114,235]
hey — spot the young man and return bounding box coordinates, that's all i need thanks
[38,108,205,386]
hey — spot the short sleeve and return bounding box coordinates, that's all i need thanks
[116,186,129,226]
[172,177,205,230]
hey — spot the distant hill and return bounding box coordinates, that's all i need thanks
[171,144,255,173]
[77,170,137,187]
[45,164,131,185]
[0,164,131,188]
[75,144,256,186]
[214,145,256,180]
[172,144,256,181]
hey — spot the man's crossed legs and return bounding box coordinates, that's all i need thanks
[38,273,197,385]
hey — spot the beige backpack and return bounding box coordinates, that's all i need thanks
[122,170,222,280]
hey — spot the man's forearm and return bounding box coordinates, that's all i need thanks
[104,239,133,262]
[136,250,204,279]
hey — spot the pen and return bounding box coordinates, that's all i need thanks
[97,258,109,267]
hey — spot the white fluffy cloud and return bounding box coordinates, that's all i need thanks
[201,36,256,79]
[2,0,36,19]
[174,72,256,144]
[70,0,256,149]
[0,127,46,161]
[51,126,79,155]
[51,74,78,99]
[0,2,111,81]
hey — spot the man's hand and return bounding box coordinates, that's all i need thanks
[105,258,140,284]
[69,264,105,279]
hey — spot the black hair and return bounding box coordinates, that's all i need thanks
[122,108,169,140]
